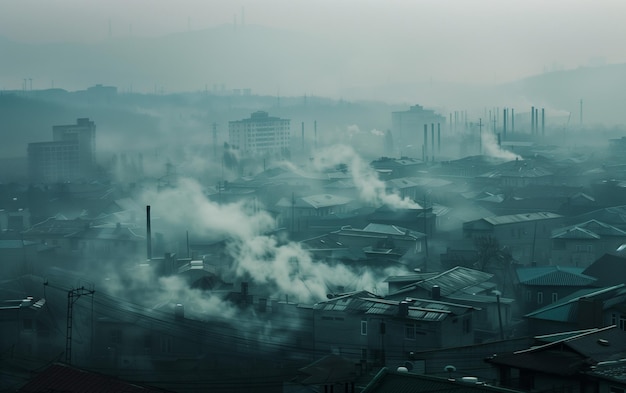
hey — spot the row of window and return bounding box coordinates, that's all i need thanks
[526,290,559,305]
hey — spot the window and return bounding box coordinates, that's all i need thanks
[525,290,532,302]
[111,329,122,344]
[361,320,367,336]
[537,292,544,305]
[463,317,472,333]
[405,324,416,340]
[551,293,558,303]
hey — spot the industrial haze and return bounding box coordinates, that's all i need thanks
[2,1,626,393]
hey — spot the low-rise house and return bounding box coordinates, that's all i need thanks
[0,295,51,359]
[301,223,427,269]
[463,212,564,264]
[275,194,354,233]
[313,291,477,368]
[385,266,514,341]
[524,284,626,335]
[370,157,426,179]
[360,367,525,393]
[515,266,598,316]
[551,219,626,268]
[486,326,626,392]
[582,253,626,288]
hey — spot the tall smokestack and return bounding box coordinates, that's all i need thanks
[423,124,428,162]
[511,108,515,133]
[146,205,152,261]
[541,108,545,136]
[535,108,539,134]
[531,106,535,134]
[431,123,435,162]
[437,123,441,154]
[503,108,507,138]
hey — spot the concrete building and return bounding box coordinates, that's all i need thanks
[28,118,96,183]
[228,111,290,157]
[391,105,446,155]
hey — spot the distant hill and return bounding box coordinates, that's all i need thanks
[502,63,626,126]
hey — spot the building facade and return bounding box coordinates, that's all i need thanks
[228,111,290,157]
[28,118,96,183]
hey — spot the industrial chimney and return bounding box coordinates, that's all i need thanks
[146,205,152,261]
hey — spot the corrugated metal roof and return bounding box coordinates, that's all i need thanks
[484,212,562,226]
[552,219,626,239]
[416,266,494,296]
[516,266,597,287]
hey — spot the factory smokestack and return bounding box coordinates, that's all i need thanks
[511,108,515,133]
[531,106,535,134]
[541,108,545,136]
[146,205,152,261]
[423,124,428,162]
[535,108,539,134]
[502,108,507,139]
[437,123,441,154]
[431,123,435,162]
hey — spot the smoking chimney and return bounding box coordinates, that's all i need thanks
[146,205,152,261]
[541,108,545,136]
[531,106,535,134]
[503,108,507,137]
[535,108,539,133]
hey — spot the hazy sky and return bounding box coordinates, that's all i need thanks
[1,0,626,89]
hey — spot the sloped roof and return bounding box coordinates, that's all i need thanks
[516,266,597,287]
[415,266,494,296]
[17,363,170,392]
[361,368,524,393]
[525,284,626,322]
[314,294,474,321]
[583,253,626,287]
[276,194,352,209]
[552,219,626,240]
[483,212,562,226]
[487,326,626,377]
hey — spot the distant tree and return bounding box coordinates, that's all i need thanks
[473,236,512,272]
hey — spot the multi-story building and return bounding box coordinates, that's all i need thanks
[28,118,96,183]
[228,111,290,157]
[391,105,446,156]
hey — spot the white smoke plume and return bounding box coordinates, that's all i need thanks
[482,132,522,161]
[311,144,422,209]
[136,177,409,305]
[370,128,385,136]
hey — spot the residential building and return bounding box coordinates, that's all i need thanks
[360,368,525,393]
[313,291,477,367]
[391,105,446,152]
[486,326,626,393]
[385,266,515,341]
[28,118,97,183]
[551,219,626,267]
[463,212,564,264]
[515,266,598,315]
[228,110,290,157]
[524,284,626,335]
[275,193,353,232]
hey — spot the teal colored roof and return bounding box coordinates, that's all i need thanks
[516,266,597,287]
[525,284,626,322]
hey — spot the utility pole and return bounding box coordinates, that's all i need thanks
[66,286,95,365]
